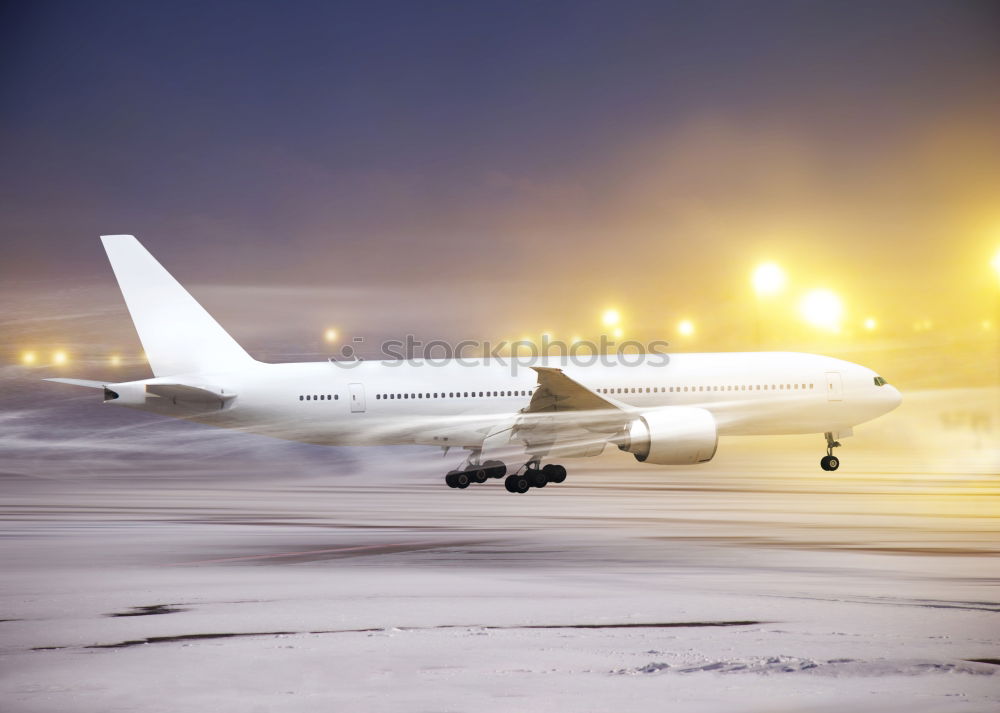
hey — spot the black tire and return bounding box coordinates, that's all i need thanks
[471,467,489,483]
[527,468,547,488]
[504,475,519,493]
[482,459,507,479]
[543,464,567,484]
[445,471,460,488]
[820,455,840,471]
[456,472,471,489]
[515,476,530,494]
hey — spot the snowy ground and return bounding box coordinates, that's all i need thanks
[1,386,998,711]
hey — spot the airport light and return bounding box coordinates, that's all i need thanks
[799,289,843,331]
[52,350,68,365]
[612,326,623,339]
[110,354,122,366]
[863,317,877,331]
[324,328,339,343]
[752,262,786,296]
[677,319,695,337]
[601,308,620,327]
[21,350,36,365]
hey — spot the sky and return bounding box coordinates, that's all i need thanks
[1,0,999,386]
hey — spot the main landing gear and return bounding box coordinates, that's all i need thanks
[820,431,841,471]
[445,459,506,488]
[503,463,567,494]
[444,460,567,493]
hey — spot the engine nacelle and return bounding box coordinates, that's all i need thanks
[617,407,718,465]
[103,381,147,405]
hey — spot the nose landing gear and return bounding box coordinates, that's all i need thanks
[820,432,841,471]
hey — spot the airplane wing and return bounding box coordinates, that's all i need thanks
[480,367,635,463]
[525,366,632,414]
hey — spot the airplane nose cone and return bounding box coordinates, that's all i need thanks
[885,385,902,412]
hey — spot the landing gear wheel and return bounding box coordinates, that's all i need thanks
[527,468,547,488]
[470,466,489,483]
[454,471,471,488]
[542,464,567,483]
[820,454,840,471]
[445,470,461,488]
[505,474,530,493]
[482,459,507,479]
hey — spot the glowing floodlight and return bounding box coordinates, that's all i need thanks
[52,350,68,365]
[22,350,36,365]
[752,262,786,296]
[324,328,339,343]
[800,289,843,331]
[863,317,877,331]
[678,319,695,337]
[602,309,621,327]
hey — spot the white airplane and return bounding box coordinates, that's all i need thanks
[48,236,901,493]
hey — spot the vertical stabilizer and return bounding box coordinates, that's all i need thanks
[100,235,255,376]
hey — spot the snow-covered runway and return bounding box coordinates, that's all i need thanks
[2,440,998,712]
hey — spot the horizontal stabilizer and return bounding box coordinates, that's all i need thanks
[44,378,106,389]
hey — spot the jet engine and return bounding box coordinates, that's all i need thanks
[616,407,718,465]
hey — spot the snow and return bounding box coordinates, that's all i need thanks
[1,386,998,711]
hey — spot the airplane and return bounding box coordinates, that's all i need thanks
[47,235,902,494]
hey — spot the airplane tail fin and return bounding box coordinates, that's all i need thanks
[100,235,256,377]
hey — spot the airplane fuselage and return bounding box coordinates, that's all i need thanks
[139,351,901,448]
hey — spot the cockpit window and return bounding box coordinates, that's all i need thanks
[873,376,888,386]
